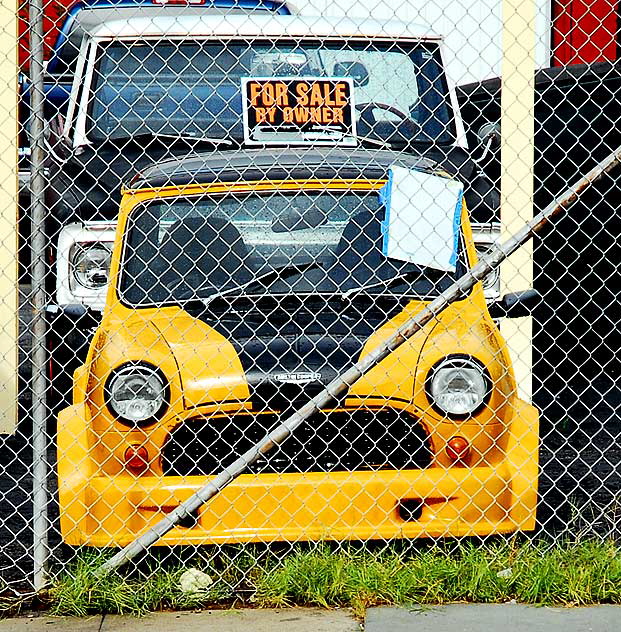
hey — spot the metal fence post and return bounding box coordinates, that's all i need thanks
[28,0,50,591]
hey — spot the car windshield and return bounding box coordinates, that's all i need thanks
[119,188,464,307]
[88,39,455,147]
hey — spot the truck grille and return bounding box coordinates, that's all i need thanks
[162,408,432,476]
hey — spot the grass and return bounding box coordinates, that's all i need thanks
[254,540,621,615]
[47,550,236,617]
[43,539,621,618]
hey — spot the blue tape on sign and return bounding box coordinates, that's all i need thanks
[449,188,464,268]
[380,168,394,257]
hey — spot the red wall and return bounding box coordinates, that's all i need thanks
[552,0,619,65]
[19,0,75,71]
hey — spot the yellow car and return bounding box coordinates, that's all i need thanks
[58,148,539,546]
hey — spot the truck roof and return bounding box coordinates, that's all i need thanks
[47,1,290,73]
[129,147,437,190]
[88,14,441,41]
[67,1,285,34]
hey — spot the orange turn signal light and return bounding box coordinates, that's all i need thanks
[124,444,149,473]
[446,436,470,462]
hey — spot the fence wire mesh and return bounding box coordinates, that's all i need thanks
[1,0,620,596]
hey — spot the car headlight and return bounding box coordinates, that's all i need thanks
[426,355,490,416]
[71,242,112,289]
[105,363,168,425]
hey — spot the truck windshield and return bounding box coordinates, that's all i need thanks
[46,6,273,77]
[88,39,455,147]
[119,188,463,307]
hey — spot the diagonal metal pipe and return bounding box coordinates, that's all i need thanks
[94,143,621,578]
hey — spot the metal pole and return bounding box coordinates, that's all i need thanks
[29,0,50,591]
[95,143,621,578]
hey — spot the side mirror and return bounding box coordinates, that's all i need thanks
[488,289,542,319]
[333,61,369,88]
[49,113,65,138]
[45,113,70,161]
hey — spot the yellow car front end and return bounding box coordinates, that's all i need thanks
[58,155,538,547]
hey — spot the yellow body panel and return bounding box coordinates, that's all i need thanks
[59,398,537,546]
[58,177,539,546]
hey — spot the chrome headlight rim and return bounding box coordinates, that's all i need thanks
[104,361,169,427]
[425,354,491,418]
[475,243,501,294]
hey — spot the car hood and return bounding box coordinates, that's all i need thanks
[94,285,514,423]
[51,143,194,222]
[147,299,433,412]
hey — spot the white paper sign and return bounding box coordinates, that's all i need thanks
[380,165,463,272]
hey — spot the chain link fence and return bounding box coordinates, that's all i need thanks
[1,0,620,597]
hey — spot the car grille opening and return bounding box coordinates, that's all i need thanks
[162,408,433,476]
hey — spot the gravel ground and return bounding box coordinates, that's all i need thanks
[1,287,620,594]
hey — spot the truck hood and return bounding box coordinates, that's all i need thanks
[51,143,483,223]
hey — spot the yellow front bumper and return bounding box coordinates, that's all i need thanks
[58,401,538,547]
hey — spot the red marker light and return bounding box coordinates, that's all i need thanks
[124,444,149,473]
[446,436,470,462]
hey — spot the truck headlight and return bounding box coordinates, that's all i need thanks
[475,244,501,293]
[105,363,168,425]
[71,242,112,289]
[426,355,490,416]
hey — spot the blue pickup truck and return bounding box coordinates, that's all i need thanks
[19,0,292,188]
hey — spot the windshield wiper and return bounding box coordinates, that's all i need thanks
[340,268,429,301]
[145,132,233,146]
[90,131,233,148]
[339,133,393,149]
[176,261,324,307]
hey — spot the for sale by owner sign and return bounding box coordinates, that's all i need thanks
[242,77,356,145]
